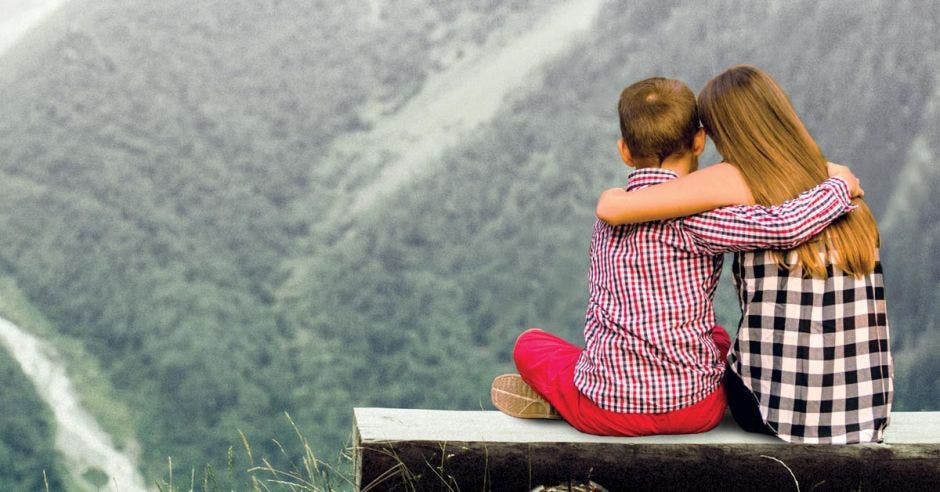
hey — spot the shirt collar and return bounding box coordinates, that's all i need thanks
[625,168,679,191]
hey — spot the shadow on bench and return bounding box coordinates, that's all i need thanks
[353,408,940,491]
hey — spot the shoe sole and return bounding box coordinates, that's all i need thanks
[491,374,561,419]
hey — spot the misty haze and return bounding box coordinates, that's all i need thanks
[0,0,937,489]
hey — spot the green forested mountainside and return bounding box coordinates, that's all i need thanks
[0,0,937,485]
[879,84,940,411]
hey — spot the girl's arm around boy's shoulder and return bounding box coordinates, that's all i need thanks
[595,163,753,225]
[681,173,860,255]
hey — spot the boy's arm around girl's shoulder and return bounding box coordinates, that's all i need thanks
[595,163,753,226]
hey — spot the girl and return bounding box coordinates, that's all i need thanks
[595,65,892,444]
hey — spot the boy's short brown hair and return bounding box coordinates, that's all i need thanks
[618,77,699,163]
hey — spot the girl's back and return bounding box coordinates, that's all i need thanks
[729,249,892,443]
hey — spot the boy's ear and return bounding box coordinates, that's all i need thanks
[617,138,636,167]
[692,128,707,156]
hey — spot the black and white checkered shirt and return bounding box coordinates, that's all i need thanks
[728,250,893,443]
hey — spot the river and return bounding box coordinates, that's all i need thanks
[0,318,148,492]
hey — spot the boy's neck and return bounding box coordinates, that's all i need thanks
[634,154,697,177]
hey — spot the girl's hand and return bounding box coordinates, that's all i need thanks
[827,162,865,198]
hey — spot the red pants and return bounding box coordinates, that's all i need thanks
[513,327,730,436]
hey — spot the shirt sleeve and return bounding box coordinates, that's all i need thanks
[679,177,856,255]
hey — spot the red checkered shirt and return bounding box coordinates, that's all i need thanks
[574,168,855,413]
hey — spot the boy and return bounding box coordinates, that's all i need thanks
[490,77,860,435]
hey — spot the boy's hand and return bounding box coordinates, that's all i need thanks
[827,162,864,198]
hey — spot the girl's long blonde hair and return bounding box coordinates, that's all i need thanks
[698,65,878,277]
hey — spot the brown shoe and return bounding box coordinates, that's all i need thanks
[491,374,561,419]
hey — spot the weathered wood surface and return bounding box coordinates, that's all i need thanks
[354,408,940,491]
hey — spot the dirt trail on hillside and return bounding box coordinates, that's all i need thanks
[0,318,148,492]
[343,0,605,216]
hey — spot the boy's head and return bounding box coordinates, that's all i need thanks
[617,77,701,169]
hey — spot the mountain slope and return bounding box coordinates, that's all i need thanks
[0,0,936,485]
[879,74,940,410]
[0,0,580,480]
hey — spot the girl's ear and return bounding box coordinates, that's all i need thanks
[692,128,707,156]
[617,138,636,167]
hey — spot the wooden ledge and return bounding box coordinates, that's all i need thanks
[354,408,940,491]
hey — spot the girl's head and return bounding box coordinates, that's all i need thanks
[699,65,878,277]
